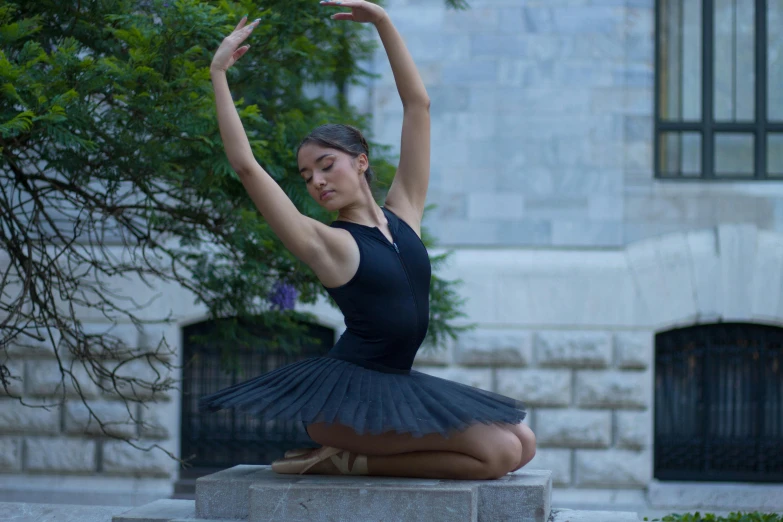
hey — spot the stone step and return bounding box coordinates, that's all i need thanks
[173,478,198,496]
[196,465,552,522]
[1,502,129,522]
[550,508,640,521]
[113,499,196,522]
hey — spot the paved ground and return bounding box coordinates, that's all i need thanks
[0,502,128,522]
[3,497,781,521]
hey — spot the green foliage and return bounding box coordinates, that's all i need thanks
[644,512,783,522]
[0,0,467,360]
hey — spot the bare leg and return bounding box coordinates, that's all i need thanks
[304,421,529,480]
[503,422,537,472]
[366,451,503,479]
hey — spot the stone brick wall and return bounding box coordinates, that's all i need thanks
[0,323,177,483]
[414,329,653,488]
[366,0,783,248]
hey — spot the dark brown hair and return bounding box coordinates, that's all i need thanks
[297,124,374,186]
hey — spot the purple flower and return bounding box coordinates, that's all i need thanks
[268,281,297,311]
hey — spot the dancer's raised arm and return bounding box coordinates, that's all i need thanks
[323,1,431,231]
[210,17,348,272]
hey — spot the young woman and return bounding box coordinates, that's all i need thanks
[201,0,536,479]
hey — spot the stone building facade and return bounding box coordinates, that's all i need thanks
[2,0,782,509]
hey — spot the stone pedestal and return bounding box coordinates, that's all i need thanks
[197,465,551,522]
[111,465,640,522]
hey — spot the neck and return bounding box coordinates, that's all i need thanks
[336,182,384,226]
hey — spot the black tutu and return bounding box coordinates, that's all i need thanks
[198,356,527,438]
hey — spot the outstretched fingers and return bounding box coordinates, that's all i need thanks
[212,15,261,72]
[230,18,260,44]
[233,15,248,32]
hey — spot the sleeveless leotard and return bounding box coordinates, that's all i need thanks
[326,207,430,372]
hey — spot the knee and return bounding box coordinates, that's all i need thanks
[514,424,537,471]
[481,431,523,479]
[521,428,537,466]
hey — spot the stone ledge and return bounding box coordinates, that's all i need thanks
[250,482,477,522]
[196,465,552,522]
[647,480,783,511]
[550,508,640,522]
[0,502,128,522]
[168,518,247,522]
[0,474,173,507]
[113,499,194,522]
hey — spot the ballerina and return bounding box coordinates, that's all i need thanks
[202,0,536,479]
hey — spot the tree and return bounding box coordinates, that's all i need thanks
[0,0,468,462]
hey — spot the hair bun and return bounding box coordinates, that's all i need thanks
[346,124,369,154]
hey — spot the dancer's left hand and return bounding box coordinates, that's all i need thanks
[320,0,388,25]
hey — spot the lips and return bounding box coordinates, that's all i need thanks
[320,190,335,201]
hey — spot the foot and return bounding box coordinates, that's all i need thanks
[283,447,316,459]
[307,450,368,476]
[272,446,367,475]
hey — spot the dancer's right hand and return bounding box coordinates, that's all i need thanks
[211,15,260,73]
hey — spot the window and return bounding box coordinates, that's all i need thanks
[655,323,783,482]
[179,318,333,482]
[655,0,783,179]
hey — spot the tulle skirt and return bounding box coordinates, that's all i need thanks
[198,356,527,438]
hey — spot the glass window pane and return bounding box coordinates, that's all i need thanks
[715,133,754,176]
[769,134,783,176]
[769,0,783,121]
[659,0,702,121]
[714,0,755,122]
[682,0,702,120]
[734,0,755,120]
[660,132,702,176]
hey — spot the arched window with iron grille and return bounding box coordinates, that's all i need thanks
[655,322,783,482]
[179,318,334,481]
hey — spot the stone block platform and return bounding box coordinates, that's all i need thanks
[112,465,640,522]
[197,465,551,522]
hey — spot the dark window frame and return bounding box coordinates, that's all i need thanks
[654,0,783,180]
[654,322,783,482]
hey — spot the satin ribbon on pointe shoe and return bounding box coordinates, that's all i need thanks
[329,450,368,475]
[272,446,367,475]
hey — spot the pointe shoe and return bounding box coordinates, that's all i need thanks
[272,446,341,475]
[329,449,368,476]
[272,446,368,476]
[284,447,315,459]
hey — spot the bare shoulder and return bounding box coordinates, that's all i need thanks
[383,199,422,238]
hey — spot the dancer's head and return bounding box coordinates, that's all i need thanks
[297,124,374,210]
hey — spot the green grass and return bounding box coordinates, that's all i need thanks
[644,513,783,522]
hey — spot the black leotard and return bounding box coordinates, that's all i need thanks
[326,207,430,373]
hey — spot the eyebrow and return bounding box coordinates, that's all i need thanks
[299,154,335,174]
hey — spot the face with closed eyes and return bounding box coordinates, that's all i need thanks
[297,143,368,210]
